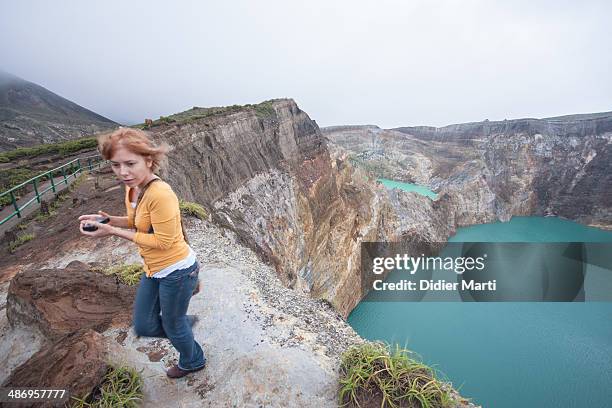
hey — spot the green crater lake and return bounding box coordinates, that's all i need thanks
[348,216,612,407]
[378,178,438,199]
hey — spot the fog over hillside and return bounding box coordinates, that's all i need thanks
[0,70,117,151]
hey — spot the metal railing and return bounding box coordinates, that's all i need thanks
[0,154,108,226]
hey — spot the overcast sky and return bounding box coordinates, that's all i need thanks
[1,0,611,128]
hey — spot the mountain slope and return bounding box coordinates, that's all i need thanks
[0,70,118,151]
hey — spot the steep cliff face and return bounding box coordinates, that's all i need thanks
[324,112,612,230]
[136,105,611,322]
[147,100,392,317]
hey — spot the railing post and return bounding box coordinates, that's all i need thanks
[33,178,40,203]
[88,158,92,171]
[10,191,20,218]
[50,172,56,193]
[61,166,68,185]
[76,158,81,177]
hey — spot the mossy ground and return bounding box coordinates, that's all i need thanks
[8,232,35,253]
[179,200,207,220]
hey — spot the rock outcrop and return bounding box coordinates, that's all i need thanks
[2,329,109,407]
[7,261,136,340]
[1,214,476,407]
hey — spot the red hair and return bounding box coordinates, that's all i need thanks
[98,128,171,174]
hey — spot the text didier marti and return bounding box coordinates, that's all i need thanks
[370,254,497,292]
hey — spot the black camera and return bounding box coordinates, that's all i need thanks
[83,216,110,232]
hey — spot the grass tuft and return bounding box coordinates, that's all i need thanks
[104,264,144,286]
[71,365,143,408]
[8,233,35,253]
[179,200,207,220]
[339,341,453,408]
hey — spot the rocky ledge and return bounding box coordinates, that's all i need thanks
[6,261,135,341]
[1,213,476,406]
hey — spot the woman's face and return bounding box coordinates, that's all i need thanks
[109,146,153,189]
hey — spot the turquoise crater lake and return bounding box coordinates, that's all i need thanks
[377,178,438,199]
[348,216,612,407]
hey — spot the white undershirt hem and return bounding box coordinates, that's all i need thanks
[151,246,197,278]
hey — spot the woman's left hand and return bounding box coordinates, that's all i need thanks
[79,220,115,238]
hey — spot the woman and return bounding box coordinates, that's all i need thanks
[79,127,206,378]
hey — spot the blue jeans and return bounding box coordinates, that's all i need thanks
[133,261,206,371]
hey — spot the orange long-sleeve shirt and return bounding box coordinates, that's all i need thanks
[125,180,190,277]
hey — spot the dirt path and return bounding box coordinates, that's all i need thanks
[0,168,126,283]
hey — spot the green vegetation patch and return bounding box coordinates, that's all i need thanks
[179,200,207,220]
[104,264,144,286]
[0,137,98,163]
[8,232,35,253]
[253,101,276,119]
[134,99,282,129]
[71,365,143,408]
[339,341,453,408]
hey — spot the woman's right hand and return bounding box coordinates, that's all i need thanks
[78,210,111,223]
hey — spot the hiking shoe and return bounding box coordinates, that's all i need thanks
[166,363,205,378]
